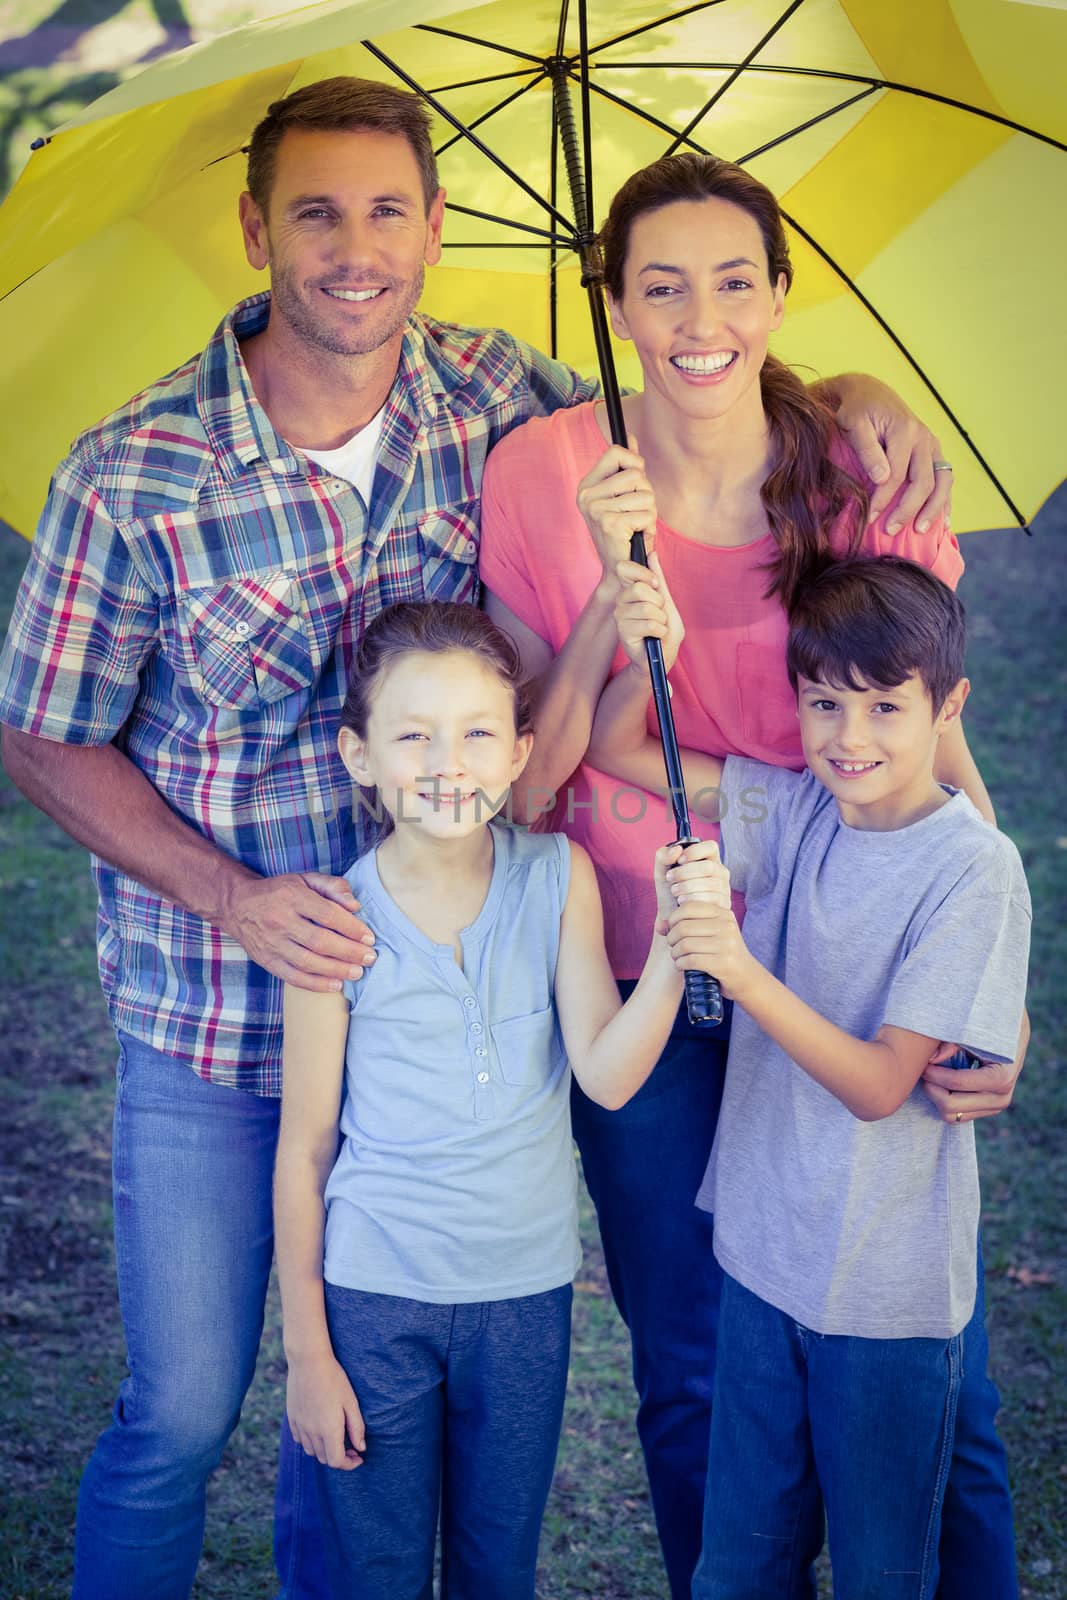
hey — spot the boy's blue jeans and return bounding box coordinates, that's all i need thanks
[572,994,1018,1600]
[71,1033,328,1600]
[315,1283,573,1598]
[693,1273,963,1600]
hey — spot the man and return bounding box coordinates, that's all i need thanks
[0,77,1011,1600]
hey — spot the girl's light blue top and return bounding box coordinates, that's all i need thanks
[324,825,580,1303]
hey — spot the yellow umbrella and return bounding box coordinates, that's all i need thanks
[1,0,1064,539]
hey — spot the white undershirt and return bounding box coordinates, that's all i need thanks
[302,405,387,504]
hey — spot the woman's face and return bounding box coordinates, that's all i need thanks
[608,196,787,425]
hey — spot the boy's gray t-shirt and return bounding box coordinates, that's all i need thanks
[698,758,1031,1339]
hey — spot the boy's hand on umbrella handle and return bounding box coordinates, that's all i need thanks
[577,437,658,580]
[613,552,684,671]
[287,1353,366,1471]
[665,887,753,1001]
[830,373,953,535]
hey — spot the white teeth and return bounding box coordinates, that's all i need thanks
[834,761,878,772]
[323,287,384,302]
[671,352,735,374]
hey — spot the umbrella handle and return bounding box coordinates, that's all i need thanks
[671,835,727,1028]
[628,532,726,1029]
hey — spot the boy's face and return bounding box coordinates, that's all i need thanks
[797,670,968,831]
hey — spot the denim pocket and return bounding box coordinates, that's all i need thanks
[181,572,314,710]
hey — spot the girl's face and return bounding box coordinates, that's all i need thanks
[607,196,787,426]
[338,648,533,837]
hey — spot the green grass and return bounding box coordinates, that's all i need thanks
[0,504,1065,1599]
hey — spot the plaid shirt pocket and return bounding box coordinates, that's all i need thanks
[416,501,481,602]
[181,572,314,710]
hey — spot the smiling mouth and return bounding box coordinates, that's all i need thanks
[829,760,882,775]
[321,286,387,303]
[670,351,737,376]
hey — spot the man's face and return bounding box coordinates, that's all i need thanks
[240,126,446,358]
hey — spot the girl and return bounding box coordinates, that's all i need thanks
[478,152,1021,1598]
[273,599,715,1600]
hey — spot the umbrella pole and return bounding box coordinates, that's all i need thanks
[547,56,724,1027]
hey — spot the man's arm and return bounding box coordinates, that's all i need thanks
[814,373,952,532]
[1,728,376,991]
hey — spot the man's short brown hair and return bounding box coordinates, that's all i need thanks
[246,76,439,216]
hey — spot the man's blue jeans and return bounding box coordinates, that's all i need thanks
[693,1274,963,1600]
[71,1033,328,1600]
[572,995,1017,1599]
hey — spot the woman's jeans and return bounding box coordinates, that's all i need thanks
[71,1032,328,1600]
[570,993,729,1599]
[571,991,1018,1600]
[693,1274,963,1600]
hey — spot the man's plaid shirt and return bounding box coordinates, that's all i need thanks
[0,294,594,1093]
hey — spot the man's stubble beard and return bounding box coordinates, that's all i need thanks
[268,260,426,357]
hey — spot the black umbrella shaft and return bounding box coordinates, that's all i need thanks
[548,54,723,1027]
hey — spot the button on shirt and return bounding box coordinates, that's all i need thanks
[0,293,595,1092]
[324,827,581,1303]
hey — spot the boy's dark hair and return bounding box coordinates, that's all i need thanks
[341,601,533,739]
[246,77,439,217]
[785,555,966,710]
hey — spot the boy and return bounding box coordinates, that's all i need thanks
[588,553,1031,1599]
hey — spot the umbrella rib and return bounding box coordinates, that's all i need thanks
[429,67,538,93]
[585,0,730,60]
[737,84,880,164]
[664,0,810,156]
[362,40,577,235]
[413,23,544,66]
[780,206,1030,529]
[584,77,711,152]
[444,202,570,243]
[435,72,547,156]
[594,62,1066,152]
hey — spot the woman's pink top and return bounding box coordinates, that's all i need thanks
[479,401,964,977]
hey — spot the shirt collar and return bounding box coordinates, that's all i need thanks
[195,295,476,481]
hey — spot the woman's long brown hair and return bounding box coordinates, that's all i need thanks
[599,153,869,611]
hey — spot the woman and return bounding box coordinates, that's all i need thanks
[479,153,1022,1600]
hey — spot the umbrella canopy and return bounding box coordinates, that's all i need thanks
[1,0,1064,538]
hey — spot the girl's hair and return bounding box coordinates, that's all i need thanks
[785,555,966,711]
[599,152,869,610]
[340,601,534,738]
